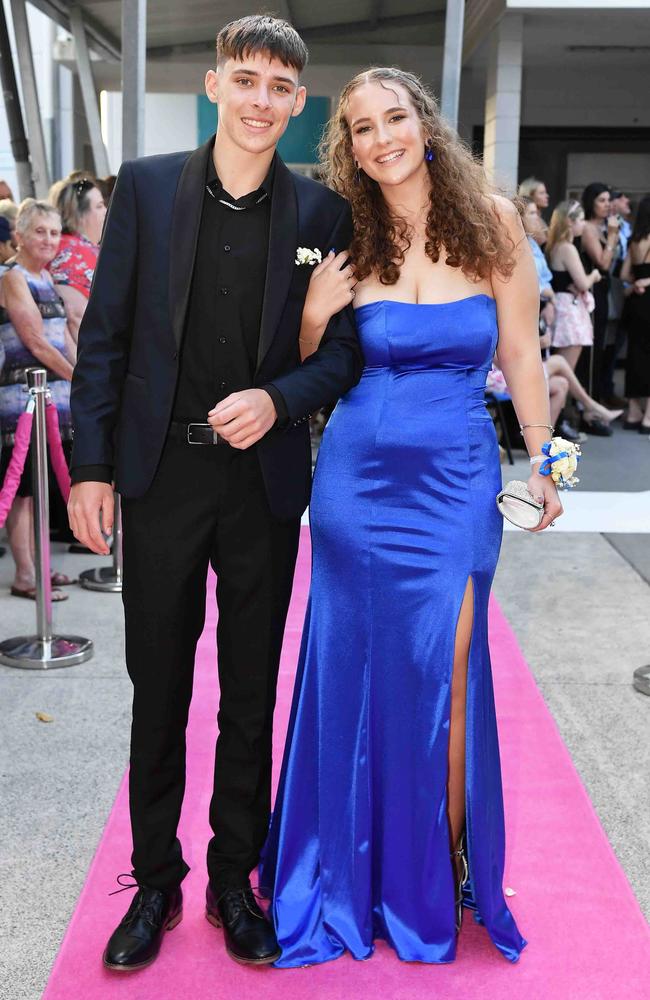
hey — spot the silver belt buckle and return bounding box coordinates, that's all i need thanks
[187,422,220,445]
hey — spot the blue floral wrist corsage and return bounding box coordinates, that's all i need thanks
[536,437,581,489]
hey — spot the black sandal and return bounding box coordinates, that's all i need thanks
[10,585,68,602]
[450,831,469,932]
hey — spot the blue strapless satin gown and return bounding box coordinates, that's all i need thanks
[260,296,527,966]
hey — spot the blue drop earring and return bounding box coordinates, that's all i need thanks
[354,161,362,183]
[425,142,435,163]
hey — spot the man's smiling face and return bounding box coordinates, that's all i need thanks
[206,50,306,155]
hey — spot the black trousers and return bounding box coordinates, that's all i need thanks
[121,436,300,892]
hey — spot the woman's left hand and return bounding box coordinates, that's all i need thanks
[302,250,356,330]
[540,301,555,330]
[526,470,563,532]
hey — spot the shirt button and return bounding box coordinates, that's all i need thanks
[224,244,231,252]
[219,337,227,344]
[220,380,227,389]
[220,287,229,295]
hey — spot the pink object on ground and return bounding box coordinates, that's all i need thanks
[0,409,33,527]
[42,528,650,1000]
[45,402,71,503]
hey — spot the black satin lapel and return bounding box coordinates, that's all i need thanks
[256,158,298,372]
[169,136,214,350]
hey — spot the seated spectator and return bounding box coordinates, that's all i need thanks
[0,179,14,202]
[49,177,106,342]
[0,199,75,600]
[543,346,622,431]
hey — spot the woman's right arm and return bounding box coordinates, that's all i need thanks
[581,218,619,272]
[620,249,632,284]
[298,250,356,361]
[3,270,74,381]
[563,244,601,292]
[55,284,87,343]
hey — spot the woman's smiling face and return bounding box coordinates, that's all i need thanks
[346,80,428,189]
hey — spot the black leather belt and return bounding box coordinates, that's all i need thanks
[169,420,227,445]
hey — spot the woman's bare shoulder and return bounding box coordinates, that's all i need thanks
[488,194,525,244]
[489,193,517,215]
[1,266,29,299]
[558,241,579,261]
[581,220,600,241]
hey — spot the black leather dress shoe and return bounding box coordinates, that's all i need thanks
[206,883,280,965]
[103,886,183,971]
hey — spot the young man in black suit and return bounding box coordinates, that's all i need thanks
[68,15,361,970]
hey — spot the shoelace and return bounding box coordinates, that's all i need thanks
[214,885,266,921]
[108,873,140,896]
[108,874,165,929]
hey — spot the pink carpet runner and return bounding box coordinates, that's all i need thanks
[43,529,650,999]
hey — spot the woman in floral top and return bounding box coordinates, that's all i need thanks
[49,177,106,344]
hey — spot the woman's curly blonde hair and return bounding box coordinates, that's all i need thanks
[319,67,516,285]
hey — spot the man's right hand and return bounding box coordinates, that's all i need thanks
[68,482,115,555]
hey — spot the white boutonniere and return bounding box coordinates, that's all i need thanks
[295,246,322,266]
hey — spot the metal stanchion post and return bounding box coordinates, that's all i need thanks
[0,369,93,669]
[79,493,123,592]
[632,665,650,696]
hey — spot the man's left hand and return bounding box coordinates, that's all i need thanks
[208,389,277,449]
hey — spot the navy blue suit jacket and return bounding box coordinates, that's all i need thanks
[70,137,363,520]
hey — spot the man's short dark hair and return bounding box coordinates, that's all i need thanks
[216,14,308,74]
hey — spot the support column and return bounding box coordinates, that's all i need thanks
[0,1,32,198]
[10,0,50,196]
[121,0,146,161]
[70,5,110,177]
[440,0,465,129]
[483,14,523,194]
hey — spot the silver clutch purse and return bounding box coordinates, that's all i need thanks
[496,480,544,530]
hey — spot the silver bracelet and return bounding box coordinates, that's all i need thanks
[520,423,554,434]
[529,455,545,467]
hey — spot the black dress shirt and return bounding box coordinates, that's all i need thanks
[72,152,286,485]
[172,152,285,422]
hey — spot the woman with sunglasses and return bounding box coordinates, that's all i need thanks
[49,177,107,346]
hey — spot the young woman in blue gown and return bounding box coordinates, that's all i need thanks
[260,67,563,967]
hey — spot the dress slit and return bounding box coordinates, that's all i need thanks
[445,574,476,929]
